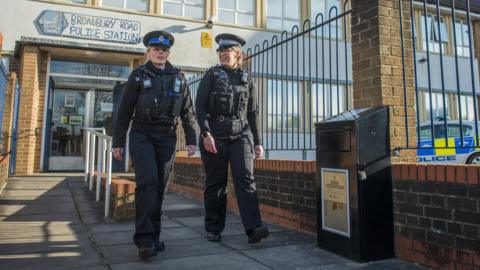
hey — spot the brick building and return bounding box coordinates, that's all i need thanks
[0,0,479,168]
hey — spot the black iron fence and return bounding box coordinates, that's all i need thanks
[398,0,480,163]
[187,2,352,156]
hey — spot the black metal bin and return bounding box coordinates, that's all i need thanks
[315,106,394,261]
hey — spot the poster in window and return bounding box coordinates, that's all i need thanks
[69,115,83,125]
[321,168,350,237]
[64,94,75,107]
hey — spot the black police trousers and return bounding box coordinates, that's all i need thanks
[129,131,176,248]
[200,133,263,235]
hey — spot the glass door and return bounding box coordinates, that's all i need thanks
[48,89,86,170]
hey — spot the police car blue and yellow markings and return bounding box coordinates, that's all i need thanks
[417,136,478,163]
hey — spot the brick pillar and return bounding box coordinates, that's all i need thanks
[351,0,416,163]
[16,46,41,174]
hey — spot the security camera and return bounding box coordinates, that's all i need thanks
[207,16,216,29]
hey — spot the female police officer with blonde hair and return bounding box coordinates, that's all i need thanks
[196,33,269,244]
[113,30,196,259]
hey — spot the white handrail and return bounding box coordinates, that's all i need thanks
[83,127,113,217]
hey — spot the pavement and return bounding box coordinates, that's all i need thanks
[0,175,431,270]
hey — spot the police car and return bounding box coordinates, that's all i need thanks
[417,120,480,164]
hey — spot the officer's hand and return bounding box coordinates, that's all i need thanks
[187,145,196,156]
[254,145,264,159]
[203,135,218,154]
[113,147,124,161]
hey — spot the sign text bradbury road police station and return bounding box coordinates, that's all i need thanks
[35,10,141,44]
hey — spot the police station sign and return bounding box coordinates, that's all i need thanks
[34,10,141,44]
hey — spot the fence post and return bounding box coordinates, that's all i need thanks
[89,133,96,191]
[84,131,90,183]
[96,138,103,201]
[350,0,416,162]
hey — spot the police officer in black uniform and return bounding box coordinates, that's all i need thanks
[196,33,269,244]
[112,30,196,259]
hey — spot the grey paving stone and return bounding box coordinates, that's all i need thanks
[0,189,71,197]
[173,214,243,228]
[99,237,232,264]
[163,208,205,218]
[0,195,74,205]
[0,233,93,254]
[221,230,315,251]
[93,226,203,246]
[5,181,68,190]
[242,243,349,269]
[110,251,271,270]
[0,248,105,270]
[0,212,82,224]
[0,222,85,239]
[0,202,77,216]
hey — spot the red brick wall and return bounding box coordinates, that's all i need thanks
[170,158,480,269]
[393,164,480,270]
[170,157,317,234]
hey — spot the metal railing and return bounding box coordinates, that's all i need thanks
[186,2,352,155]
[84,127,113,217]
[398,0,480,152]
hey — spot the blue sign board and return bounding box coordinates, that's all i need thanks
[35,10,141,44]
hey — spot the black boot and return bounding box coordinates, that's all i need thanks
[155,241,165,251]
[207,232,222,242]
[247,226,269,244]
[138,246,157,259]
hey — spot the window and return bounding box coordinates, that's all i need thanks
[63,0,86,3]
[455,20,471,57]
[310,0,342,38]
[311,83,346,124]
[163,0,204,20]
[419,124,473,140]
[217,0,254,26]
[458,95,475,120]
[424,92,448,121]
[266,80,299,130]
[420,15,448,53]
[266,0,300,32]
[101,0,149,12]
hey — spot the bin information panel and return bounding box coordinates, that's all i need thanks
[321,168,350,237]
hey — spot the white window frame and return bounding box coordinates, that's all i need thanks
[459,94,475,121]
[266,0,300,32]
[100,0,149,12]
[162,0,205,19]
[310,0,343,39]
[424,91,449,121]
[455,20,472,57]
[420,14,448,54]
[217,0,255,26]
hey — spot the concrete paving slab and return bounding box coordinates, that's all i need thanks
[0,202,77,216]
[0,248,104,270]
[0,233,93,254]
[110,251,271,270]
[242,243,349,269]
[0,212,82,224]
[163,208,205,218]
[0,195,74,205]
[99,237,232,264]
[221,230,314,251]
[0,189,71,197]
[172,214,243,228]
[93,226,203,246]
[0,222,85,239]
[4,181,68,190]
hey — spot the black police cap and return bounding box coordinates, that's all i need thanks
[142,30,174,48]
[215,33,246,50]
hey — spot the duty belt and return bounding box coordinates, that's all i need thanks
[213,115,243,122]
